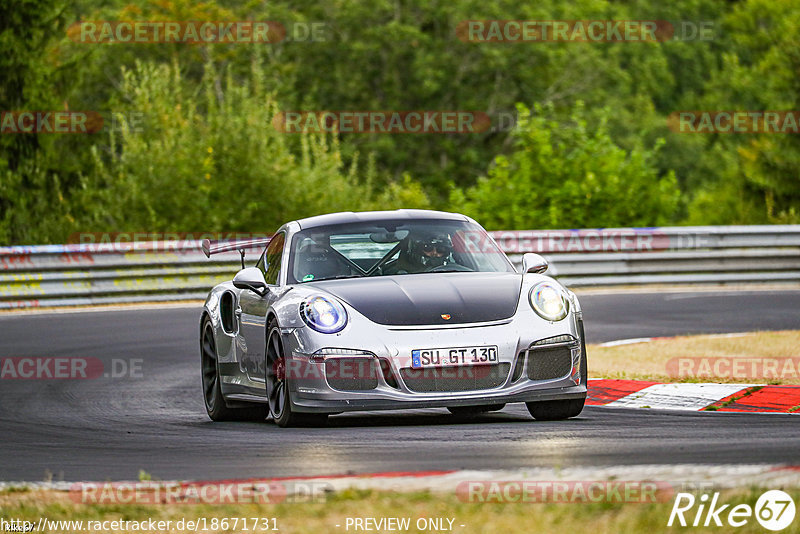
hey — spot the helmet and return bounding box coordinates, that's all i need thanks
[408,232,453,268]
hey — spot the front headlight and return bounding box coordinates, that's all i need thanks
[529,282,569,321]
[300,295,348,333]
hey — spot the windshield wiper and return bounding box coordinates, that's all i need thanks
[417,268,472,274]
[312,274,364,281]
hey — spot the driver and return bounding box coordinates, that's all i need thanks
[384,231,454,274]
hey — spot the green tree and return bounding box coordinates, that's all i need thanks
[684,0,800,223]
[82,60,428,233]
[0,0,92,243]
[451,103,679,229]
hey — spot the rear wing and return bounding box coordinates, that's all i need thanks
[201,237,272,268]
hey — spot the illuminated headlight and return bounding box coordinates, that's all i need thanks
[300,296,347,333]
[529,282,569,321]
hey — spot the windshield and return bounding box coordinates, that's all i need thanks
[288,219,515,283]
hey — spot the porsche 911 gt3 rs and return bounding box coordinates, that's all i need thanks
[200,210,587,427]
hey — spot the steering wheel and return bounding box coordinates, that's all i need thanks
[425,263,473,272]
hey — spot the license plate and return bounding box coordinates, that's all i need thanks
[411,346,499,369]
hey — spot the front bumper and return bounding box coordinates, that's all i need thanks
[281,302,587,413]
[292,383,586,412]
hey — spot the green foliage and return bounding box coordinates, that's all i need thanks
[0,0,97,243]
[0,0,69,168]
[452,103,679,229]
[2,0,800,244]
[249,0,714,192]
[683,0,800,224]
[0,159,80,243]
[369,174,432,212]
[80,60,429,233]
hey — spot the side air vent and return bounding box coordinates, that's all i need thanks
[220,292,236,334]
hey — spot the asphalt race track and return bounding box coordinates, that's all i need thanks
[1,290,799,482]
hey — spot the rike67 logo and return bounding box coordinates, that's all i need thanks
[668,490,796,531]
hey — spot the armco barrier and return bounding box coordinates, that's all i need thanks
[0,225,798,309]
[0,242,240,309]
[494,225,800,287]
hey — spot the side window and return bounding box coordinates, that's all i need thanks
[264,232,285,285]
[255,250,267,276]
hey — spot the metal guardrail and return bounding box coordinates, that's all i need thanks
[0,226,798,309]
[495,226,800,287]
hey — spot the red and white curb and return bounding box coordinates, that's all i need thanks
[3,465,800,495]
[252,465,800,494]
[588,379,800,413]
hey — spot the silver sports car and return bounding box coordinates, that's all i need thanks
[200,210,587,427]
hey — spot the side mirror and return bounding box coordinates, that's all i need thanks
[521,252,548,274]
[233,267,268,295]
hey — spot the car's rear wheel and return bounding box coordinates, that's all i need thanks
[201,317,267,421]
[266,321,328,428]
[447,404,505,416]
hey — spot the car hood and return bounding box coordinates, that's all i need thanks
[310,272,522,326]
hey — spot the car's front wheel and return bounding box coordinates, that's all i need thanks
[266,321,328,428]
[526,398,585,421]
[201,317,267,421]
[528,323,589,421]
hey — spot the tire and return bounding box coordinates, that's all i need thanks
[447,404,505,416]
[526,321,588,421]
[201,317,267,422]
[266,320,328,428]
[526,398,585,420]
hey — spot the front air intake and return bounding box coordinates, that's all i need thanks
[400,363,510,393]
[525,346,574,381]
[325,357,379,391]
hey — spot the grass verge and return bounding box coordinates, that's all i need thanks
[588,330,800,384]
[1,487,799,534]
